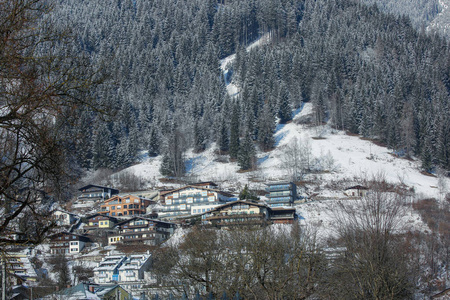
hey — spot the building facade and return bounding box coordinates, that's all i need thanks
[109,217,176,246]
[49,232,90,255]
[265,182,297,207]
[93,256,127,283]
[99,195,153,217]
[158,183,234,219]
[77,185,119,202]
[202,200,271,228]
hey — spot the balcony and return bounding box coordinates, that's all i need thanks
[265,185,292,192]
[266,191,292,198]
[266,197,293,203]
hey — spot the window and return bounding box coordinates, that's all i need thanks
[193,209,197,213]
[112,212,116,216]
[124,205,127,209]
[201,191,207,196]
[124,211,127,215]
[208,196,215,202]
[117,205,121,209]
[126,199,130,203]
[180,204,186,210]
[166,199,172,205]
[187,197,193,204]
[111,206,115,210]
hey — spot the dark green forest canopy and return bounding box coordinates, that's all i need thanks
[50,0,450,172]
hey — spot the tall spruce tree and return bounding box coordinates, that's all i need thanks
[229,101,241,159]
[238,131,256,171]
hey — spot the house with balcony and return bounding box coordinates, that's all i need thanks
[158,183,234,220]
[265,182,297,207]
[52,209,79,226]
[117,254,152,293]
[85,214,119,229]
[99,195,154,217]
[270,207,297,224]
[108,217,176,246]
[77,184,119,203]
[93,255,127,284]
[202,200,271,228]
[48,232,90,255]
[4,250,38,286]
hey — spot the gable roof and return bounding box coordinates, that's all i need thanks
[103,194,153,204]
[115,216,176,227]
[78,185,119,193]
[345,185,369,190]
[205,200,269,214]
[160,185,234,198]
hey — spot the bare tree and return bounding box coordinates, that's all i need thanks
[281,137,312,181]
[0,0,103,251]
[326,186,416,299]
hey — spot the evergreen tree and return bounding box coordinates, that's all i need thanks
[239,184,259,201]
[229,101,241,159]
[257,103,275,151]
[148,127,160,157]
[217,117,229,153]
[193,120,206,153]
[238,131,256,171]
[160,124,185,178]
[277,83,292,124]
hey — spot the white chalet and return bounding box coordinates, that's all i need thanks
[158,182,234,220]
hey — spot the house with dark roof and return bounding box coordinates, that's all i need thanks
[108,217,176,246]
[202,200,271,228]
[77,184,120,203]
[44,282,132,300]
[344,185,369,197]
[158,183,235,219]
[48,232,91,255]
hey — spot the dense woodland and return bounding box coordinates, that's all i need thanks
[49,0,450,174]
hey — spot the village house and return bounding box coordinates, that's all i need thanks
[99,194,154,217]
[85,214,119,229]
[344,185,369,197]
[202,200,271,228]
[265,182,297,207]
[48,232,90,255]
[270,207,298,224]
[158,182,235,219]
[52,209,79,226]
[108,217,176,246]
[77,184,120,203]
[44,282,132,300]
[117,254,153,294]
[4,249,38,286]
[93,255,127,284]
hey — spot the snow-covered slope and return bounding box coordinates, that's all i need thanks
[125,102,447,200]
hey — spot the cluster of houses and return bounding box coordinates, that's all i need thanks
[47,181,300,255]
[3,181,372,299]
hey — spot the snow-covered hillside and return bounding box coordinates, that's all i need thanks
[124,101,447,200]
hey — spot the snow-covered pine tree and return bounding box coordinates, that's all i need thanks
[238,131,256,171]
[229,101,241,159]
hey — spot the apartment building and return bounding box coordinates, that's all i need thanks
[99,195,154,217]
[265,182,297,207]
[158,182,234,219]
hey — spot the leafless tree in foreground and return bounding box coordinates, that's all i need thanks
[0,0,104,251]
[324,186,416,300]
